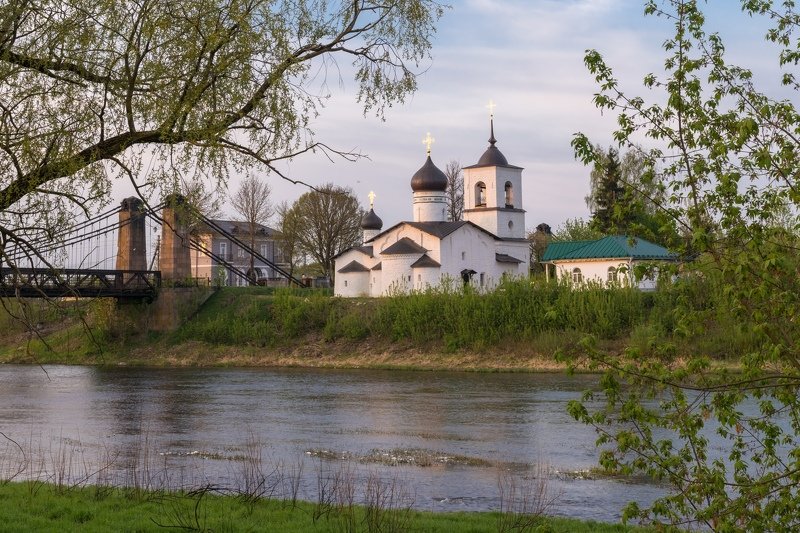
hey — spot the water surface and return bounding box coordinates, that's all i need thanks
[0,365,664,521]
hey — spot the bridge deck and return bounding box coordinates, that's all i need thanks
[0,268,161,300]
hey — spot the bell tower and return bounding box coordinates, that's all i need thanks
[463,104,525,239]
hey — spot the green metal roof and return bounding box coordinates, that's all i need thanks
[542,236,676,262]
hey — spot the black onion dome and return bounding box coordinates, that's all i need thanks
[476,120,509,166]
[361,208,383,230]
[410,156,448,192]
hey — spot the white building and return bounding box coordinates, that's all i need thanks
[541,235,677,291]
[334,120,530,297]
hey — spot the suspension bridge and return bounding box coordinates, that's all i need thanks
[0,194,304,301]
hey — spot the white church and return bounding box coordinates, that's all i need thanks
[333,118,530,297]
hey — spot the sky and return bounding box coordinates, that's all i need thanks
[118,0,788,232]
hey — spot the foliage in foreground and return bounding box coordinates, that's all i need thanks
[569,0,800,530]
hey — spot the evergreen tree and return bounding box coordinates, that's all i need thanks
[587,147,625,233]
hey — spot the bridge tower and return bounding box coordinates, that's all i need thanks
[160,194,192,282]
[116,197,148,271]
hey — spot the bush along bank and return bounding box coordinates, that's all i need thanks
[1,271,762,366]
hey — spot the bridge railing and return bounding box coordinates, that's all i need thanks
[0,268,161,299]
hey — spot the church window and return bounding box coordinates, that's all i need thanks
[508,220,514,230]
[607,266,617,283]
[505,181,514,207]
[480,272,485,286]
[572,268,583,283]
[219,241,228,259]
[461,251,466,261]
[418,274,421,282]
[344,280,348,287]
[475,182,487,207]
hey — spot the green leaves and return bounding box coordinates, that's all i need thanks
[573,0,800,528]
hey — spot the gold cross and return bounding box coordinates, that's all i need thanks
[422,132,435,155]
[368,190,376,209]
[486,99,497,118]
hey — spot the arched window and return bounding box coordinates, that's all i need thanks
[607,266,617,284]
[571,267,583,283]
[475,181,486,207]
[505,181,513,207]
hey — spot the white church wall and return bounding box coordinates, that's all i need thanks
[554,259,634,287]
[413,267,441,291]
[439,226,506,291]
[380,255,416,295]
[337,272,370,297]
[369,269,382,297]
[496,240,531,275]
[333,248,376,297]
[412,191,447,222]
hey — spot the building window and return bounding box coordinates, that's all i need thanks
[260,243,268,258]
[505,181,513,207]
[508,220,514,230]
[219,241,227,260]
[475,181,486,207]
[344,280,348,287]
[418,274,421,282]
[607,266,617,283]
[479,272,485,286]
[461,251,466,261]
[572,268,583,283]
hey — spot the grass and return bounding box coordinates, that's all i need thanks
[0,481,647,533]
[0,275,764,370]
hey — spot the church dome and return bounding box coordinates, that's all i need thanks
[361,208,383,230]
[474,120,509,167]
[410,156,448,192]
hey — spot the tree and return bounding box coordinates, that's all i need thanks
[551,218,601,242]
[0,1,443,266]
[275,200,301,283]
[284,184,362,280]
[585,145,675,244]
[570,1,800,529]
[586,146,625,232]
[444,160,464,221]
[231,175,274,284]
[527,222,552,276]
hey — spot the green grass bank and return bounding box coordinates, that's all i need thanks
[0,276,756,369]
[0,482,646,533]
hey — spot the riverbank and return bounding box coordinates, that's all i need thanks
[0,481,647,532]
[0,279,750,370]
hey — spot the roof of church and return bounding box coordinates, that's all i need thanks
[463,119,523,170]
[337,260,370,273]
[496,253,524,264]
[411,254,441,268]
[382,237,428,255]
[410,155,448,192]
[332,244,373,261]
[371,262,382,270]
[406,220,468,238]
[542,236,677,262]
[361,208,383,230]
[368,220,502,244]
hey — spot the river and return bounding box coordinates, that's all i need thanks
[0,364,665,522]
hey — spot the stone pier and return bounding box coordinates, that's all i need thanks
[159,194,192,282]
[115,197,147,271]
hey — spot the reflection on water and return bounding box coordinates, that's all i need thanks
[0,364,664,521]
